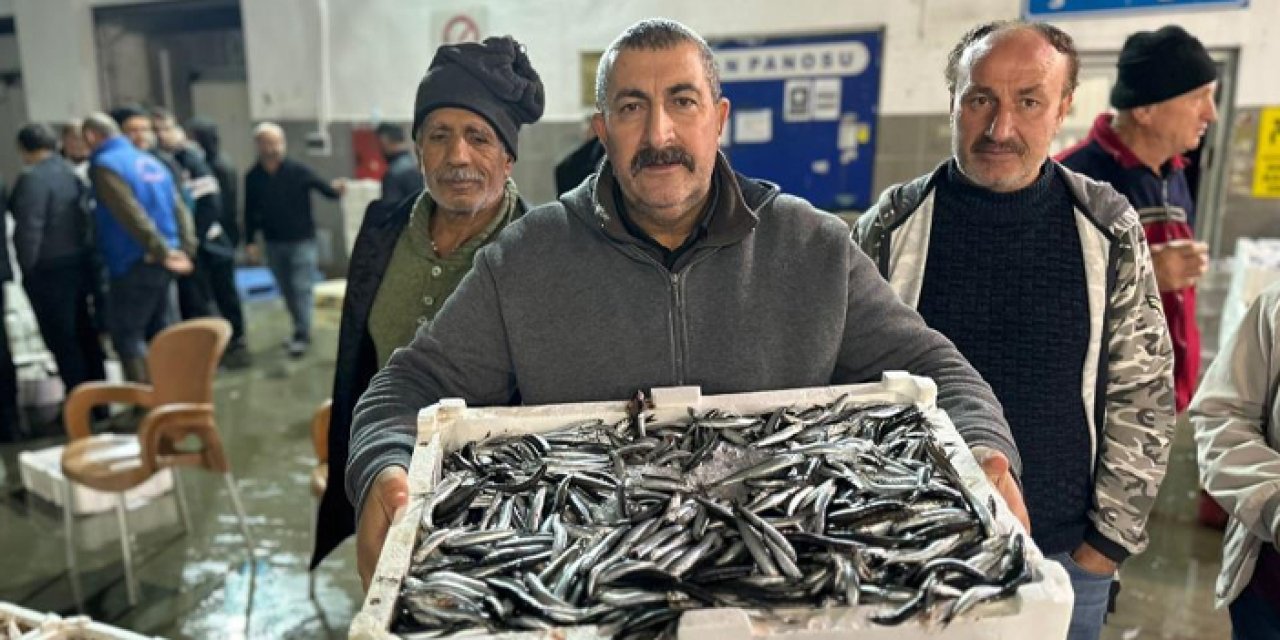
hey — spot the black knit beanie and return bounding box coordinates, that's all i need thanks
[412,36,545,159]
[1111,26,1217,109]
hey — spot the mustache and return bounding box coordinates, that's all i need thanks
[631,145,695,176]
[971,136,1027,156]
[435,167,486,183]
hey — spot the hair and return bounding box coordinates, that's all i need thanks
[595,18,721,112]
[375,122,407,143]
[59,120,83,138]
[16,123,57,153]
[945,20,1080,98]
[82,112,121,138]
[149,105,176,124]
[109,104,149,127]
[187,117,220,156]
[253,121,285,141]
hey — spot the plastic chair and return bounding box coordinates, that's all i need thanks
[58,318,254,608]
[308,399,331,599]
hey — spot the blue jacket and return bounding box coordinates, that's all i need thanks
[90,136,180,277]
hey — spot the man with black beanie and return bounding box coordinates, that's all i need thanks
[312,35,544,578]
[1060,25,1216,418]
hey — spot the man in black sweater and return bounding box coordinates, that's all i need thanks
[244,122,345,357]
[856,22,1174,640]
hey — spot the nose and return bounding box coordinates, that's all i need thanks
[644,103,676,150]
[985,104,1016,141]
[444,136,472,165]
[1205,97,1219,123]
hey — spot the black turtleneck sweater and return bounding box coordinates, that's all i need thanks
[917,160,1092,558]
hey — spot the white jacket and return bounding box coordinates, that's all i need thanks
[1191,282,1280,607]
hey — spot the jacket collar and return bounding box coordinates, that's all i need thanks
[581,150,776,251]
[92,135,131,160]
[1086,113,1187,172]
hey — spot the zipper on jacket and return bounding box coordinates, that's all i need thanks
[670,272,685,384]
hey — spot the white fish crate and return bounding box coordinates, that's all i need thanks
[19,441,174,516]
[351,372,1072,639]
[0,601,161,639]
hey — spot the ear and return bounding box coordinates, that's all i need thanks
[591,112,608,146]
[504,153,514,177]
[716,97,731,137]
[1057,92,1074,125]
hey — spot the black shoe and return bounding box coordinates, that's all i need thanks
[287,337,310,359]
[222,344,253,369]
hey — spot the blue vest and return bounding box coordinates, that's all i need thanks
[90,136,180,277]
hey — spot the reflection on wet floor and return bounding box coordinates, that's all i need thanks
[0,302,1235,638]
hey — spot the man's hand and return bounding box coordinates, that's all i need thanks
[357,466,409,591]
[1150,240,1208,292]
[163,250,194,275]
[971,445,1031,534]
[1071,541,1118,577]
[245,243,261,265]
[331,178,348,196]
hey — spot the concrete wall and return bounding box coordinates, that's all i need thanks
[237,0,1280,123]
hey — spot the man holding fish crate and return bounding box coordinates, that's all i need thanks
[856,20,1175,640]
[346,18,1032,594]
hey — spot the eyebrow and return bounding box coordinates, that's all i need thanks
[963,83,1048,96]
[612,82,703,104]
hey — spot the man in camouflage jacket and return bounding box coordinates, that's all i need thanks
[855,21,1174,640]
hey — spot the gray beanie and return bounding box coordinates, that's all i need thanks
[412,36,545,159]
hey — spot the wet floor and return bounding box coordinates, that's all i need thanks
[0,301,1235,638]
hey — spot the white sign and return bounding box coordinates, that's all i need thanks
[784,79,813,122]
[718,42,871,81]
[813,77,842,121]
[734,109,773,144]
[431,9,488,45]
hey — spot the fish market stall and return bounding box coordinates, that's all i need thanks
[351,373,1071,639]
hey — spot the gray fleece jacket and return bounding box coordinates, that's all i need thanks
[345,153,1020,513]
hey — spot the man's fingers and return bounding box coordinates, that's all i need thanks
[357,467,409,591]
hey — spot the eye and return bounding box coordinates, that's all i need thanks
[968,95,991,108]
[617,102,640,114]
[1021,98,1041,109]
[674,96,697,108]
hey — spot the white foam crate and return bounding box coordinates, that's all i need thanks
[19,440,174,516]
[0,601,160,639]
[350,372,1072,639]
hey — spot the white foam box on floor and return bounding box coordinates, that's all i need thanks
[0,601,161,639]
[350,372,1073,640]
[18,439,173,516]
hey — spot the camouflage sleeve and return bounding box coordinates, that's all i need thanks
[1088,222,1176,563]
[851,207,884,262]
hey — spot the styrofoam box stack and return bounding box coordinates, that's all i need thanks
[350,372,1072,640]
[0,601,161,639]
[19,439,173,516]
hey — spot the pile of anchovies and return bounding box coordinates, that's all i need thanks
[394,398,1032,638]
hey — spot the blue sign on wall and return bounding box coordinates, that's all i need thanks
[714,30,883,212]
[1025,0,1247,18]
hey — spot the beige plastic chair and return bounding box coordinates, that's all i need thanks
[308,399,331,599]
[58,318,254,608]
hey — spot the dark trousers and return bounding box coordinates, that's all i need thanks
[107,262,176,360]
[201,253,245,344]
[1231,583,1280,639]
[0,286,19,441]
[23,261,108,396]
[178,262,216,321]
